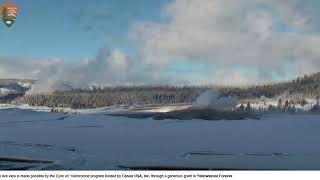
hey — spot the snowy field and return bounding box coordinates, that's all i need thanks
[1,106,320,170]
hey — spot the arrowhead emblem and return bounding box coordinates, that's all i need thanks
[0,2,19,28]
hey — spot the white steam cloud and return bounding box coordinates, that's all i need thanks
[0,48,131,93]
[193,90,238,110]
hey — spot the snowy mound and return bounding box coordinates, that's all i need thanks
[0,88,17,96]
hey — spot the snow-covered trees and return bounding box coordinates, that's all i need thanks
[6,72,320,110]
[15,86,208,109]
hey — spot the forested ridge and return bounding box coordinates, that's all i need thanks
[220,72,320,99]
[15,86,209,109]
[11,72,320,109]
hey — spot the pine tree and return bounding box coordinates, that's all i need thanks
[277,98,283,111]
[239,104,245,111]
[245,102,252,111]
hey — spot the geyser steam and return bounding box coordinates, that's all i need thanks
[193,89,238,110]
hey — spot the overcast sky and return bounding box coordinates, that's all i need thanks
[1,0,320,90]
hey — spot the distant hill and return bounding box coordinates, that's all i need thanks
[0,79,33,103]
[0,79,34,85]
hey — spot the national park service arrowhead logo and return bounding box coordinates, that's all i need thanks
[0,2,19,28]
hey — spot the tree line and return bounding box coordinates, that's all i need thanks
[15,86,209,109]
[12,72,320,109]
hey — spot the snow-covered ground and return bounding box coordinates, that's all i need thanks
[1,106,320,170]
[0,104,52,112]
[0,103,192,114]
[18,82,32,89]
